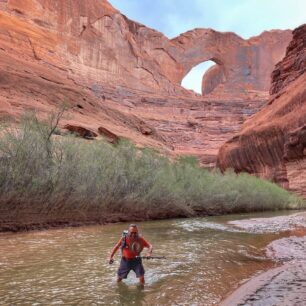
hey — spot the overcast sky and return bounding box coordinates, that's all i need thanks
[109,0,306,93]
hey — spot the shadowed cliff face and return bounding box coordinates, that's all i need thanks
[0,0,292,166]
[217,24,306,198]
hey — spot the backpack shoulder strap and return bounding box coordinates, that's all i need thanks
[120,235,127,250]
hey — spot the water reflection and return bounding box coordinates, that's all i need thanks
[115,282,146,305]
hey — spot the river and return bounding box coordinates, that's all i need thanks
[0,211,301,305]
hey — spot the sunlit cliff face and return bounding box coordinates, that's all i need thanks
[0,0,295,171]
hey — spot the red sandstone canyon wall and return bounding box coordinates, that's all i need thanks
[217,24,306,198]
[0,0,292,167]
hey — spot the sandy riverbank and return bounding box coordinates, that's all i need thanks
[221,212,306,306]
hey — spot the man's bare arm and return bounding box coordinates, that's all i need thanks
[146,243,153,257]
[108,239,121,263]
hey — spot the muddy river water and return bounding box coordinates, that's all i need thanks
[0,211,302,305]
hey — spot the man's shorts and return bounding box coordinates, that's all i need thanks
[117,257,145,279]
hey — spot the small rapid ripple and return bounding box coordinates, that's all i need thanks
[228,213,306,234]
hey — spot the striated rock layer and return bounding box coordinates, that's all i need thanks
[0,0,292,167]
[218,24,306,198]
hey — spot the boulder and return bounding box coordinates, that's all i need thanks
[98,126,119,144]
[64,124,98,139]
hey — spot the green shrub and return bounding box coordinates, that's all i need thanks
[0,113,304,222]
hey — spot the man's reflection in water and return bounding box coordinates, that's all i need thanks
[115,281,146,305]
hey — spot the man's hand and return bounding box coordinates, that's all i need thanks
[146,253,152,259]
[109,257,114,265]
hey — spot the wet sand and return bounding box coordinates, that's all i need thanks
[221,212,306,306]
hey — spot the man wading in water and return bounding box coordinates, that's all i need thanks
[108,224,153,285]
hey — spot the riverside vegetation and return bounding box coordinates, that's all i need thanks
[0,113,304,230]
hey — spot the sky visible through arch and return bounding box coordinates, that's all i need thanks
[109,0,306,93]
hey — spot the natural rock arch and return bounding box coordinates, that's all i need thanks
[180,56,228,95]
[155,28,292,95]
[181,60,217,94]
